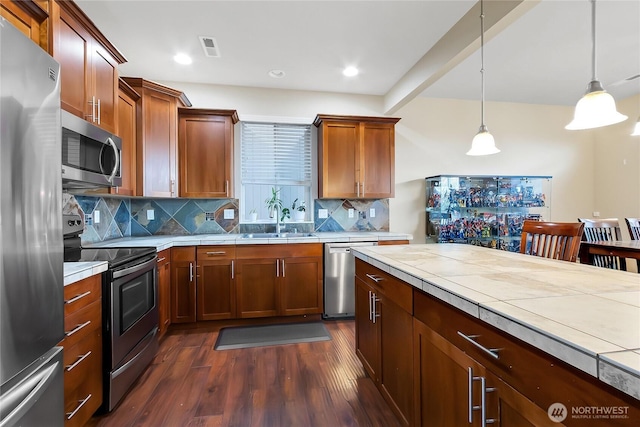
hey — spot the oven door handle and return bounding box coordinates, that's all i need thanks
[112,254,158,279]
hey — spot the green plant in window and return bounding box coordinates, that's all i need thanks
[264,187,283,219]
[291,198,306,212]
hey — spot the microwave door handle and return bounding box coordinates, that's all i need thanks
[106,137,120,184]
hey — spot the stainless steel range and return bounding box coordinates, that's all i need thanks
[63,215,158,412]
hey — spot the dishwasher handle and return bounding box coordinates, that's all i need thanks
[329,247,352,254]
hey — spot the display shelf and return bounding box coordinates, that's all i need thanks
[425,175,551,252]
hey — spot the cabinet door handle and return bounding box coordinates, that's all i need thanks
[365,273,383,283]
[372,293,380,324]
[66,394,92,420]
[481,377,496,427]
[170,179,175,196]
[356,181,360,197]
[361,181,365,197]
[189,262,194,282]
[231,260,234,279]
[281,259,285,277]
[87,96,96,122]
[368,290,372,321]
[97,98,101,124]
[66,351,91,372]
[225,180,229,197]
[206,251,226,256]
[457,331,500,359]
[276,260,279,277]
[65,320,91,337]
[157,257,166,263]
[65,291,91,305]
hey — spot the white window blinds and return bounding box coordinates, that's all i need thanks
[241,122,312,185]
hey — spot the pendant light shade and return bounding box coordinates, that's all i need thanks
[566,0,627,130]
[632,117,640,136]
[467,0,499,156]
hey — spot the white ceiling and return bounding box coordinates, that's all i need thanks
[75,0,640,111]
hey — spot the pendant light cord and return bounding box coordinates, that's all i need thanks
[480,0,486,128]
[591,0,597,81]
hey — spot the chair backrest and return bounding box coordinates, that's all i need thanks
[520,220,585,262]
[578,218,622,242]
[625,218,640,240]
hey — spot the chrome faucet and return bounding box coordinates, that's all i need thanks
[275,206,281,233]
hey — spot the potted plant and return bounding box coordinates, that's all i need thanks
[292,198,305,221]
[248,208,258,222]
[264,187,283,219]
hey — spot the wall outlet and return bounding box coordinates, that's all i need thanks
[348,208,354,218]
[85,213,93,225]
[93,210,100,224]
[223,209,234,219]
[592,211,600,217]
[318,209,328,219]
[369,208,376,218]
[147,209,155,220]
[205,212,215,221]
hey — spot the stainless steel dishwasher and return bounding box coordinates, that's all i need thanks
[323,242,377,319]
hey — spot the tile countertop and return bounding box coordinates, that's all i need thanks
[350,243,640,401]
[64,261,108,286]
[62,232,412,285]
[84,231,413,251]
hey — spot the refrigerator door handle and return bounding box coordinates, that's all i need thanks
[0,361,60,427]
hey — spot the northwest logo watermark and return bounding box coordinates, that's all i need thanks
[548,403,630,423]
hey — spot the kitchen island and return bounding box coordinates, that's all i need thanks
[352,243,639,426]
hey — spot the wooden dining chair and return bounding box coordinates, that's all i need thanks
[626,218,640,240]
[520,220,585,262]
[578,218,623,269]
[625,218,640,271]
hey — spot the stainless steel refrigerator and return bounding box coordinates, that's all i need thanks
[0,18,64,426]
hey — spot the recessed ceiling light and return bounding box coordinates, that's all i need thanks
[173,53,192,65]
[268,69,286,79]
[343,66,359,77]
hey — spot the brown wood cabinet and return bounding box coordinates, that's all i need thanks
[60,274,102,427]
[122,78,191,197]
[196,246,236,320]
[111,78,140,196]
[354,259,413,426]
[412,287,640,427]
[236,244,323,319]
[1,0,49,51]
[170,246,196,323]
[157,249,171,338]
[52,0,125,134]
[178,108,238,198]
[314,115,400,199]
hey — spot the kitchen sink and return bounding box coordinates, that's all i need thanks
[240,232,316,239]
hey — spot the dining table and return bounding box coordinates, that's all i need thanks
[578,240,640,272]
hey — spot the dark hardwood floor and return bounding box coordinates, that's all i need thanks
[87,320,401,427]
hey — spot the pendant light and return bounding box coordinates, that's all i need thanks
[632,117,640,136]
[566,0,627,130]
[467,0,499,156]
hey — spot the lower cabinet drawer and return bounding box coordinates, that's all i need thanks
[63,330,102,396]
[63,299,101,348]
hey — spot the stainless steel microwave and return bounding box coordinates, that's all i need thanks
[61,110,122,189]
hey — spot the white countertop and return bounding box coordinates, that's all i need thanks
[63,231,412,284]
[85,231,413,251]
[351,243,640,401]
[64,261,108,286]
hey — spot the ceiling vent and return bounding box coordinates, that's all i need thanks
[199,36,220,58]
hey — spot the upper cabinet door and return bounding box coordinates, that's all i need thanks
[91,43,119,133]
[178,109,238,198]
[318,121,359,198]
[361,122,395,198]
[314,115,400,199]
[0,0,49,51]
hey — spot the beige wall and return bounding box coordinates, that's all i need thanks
[163,80,639,243]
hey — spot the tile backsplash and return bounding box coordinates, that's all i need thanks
[63,193,389,244]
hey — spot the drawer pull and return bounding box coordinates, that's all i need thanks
[66,394,92,420]
[206,251,226,255]
[66,351,92,372]
[365,273,383,283]
[157,257,167,263]
[65,291,91,305]
[457,331,500,359]
[65,320,91,337]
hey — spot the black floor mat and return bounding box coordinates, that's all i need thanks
[214,322,331,350]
